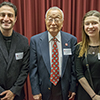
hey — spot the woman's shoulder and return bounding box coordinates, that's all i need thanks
[75,42,82,49]
[75,42,82,55]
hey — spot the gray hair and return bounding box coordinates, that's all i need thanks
[45,6,64,20]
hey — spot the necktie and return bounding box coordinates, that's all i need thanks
[50,37,59,85]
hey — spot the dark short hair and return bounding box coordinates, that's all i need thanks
[0,2,17,17]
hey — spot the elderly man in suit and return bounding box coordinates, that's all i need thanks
[0,2,29,100]
[29,6,77,100]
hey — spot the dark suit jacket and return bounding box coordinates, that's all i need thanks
[0,31,29,100]
[29,31,77,100]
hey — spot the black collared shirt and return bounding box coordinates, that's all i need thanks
[1,33,13,55]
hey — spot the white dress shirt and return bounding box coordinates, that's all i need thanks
[48,31,62,76]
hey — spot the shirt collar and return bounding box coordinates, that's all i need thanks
[48,31,61,42]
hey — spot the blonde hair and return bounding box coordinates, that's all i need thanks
[79,10,100,57]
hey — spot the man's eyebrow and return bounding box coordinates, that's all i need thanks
[47,15,61,18]
[0,12,13,14]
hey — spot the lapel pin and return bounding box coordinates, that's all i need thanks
[65,43,68,46]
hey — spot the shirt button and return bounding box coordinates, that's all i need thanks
[48,88,50,90]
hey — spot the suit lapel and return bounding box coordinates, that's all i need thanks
[39,31,72,76]
[61,31,71,77]
[0,32,8,63]
[7,31,17,70]
[39,31,51,74]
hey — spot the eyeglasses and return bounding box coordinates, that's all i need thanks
[46,18,62,23]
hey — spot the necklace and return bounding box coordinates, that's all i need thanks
[88,45,99,55]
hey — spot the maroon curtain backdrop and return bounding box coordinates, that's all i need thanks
[0,0,100,100]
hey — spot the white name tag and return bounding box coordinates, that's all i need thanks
[15,52,23,60]
[63,48,72,55]
[98,53,100,60]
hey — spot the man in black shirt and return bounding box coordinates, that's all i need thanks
[0,2,29,100]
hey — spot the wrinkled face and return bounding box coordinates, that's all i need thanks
[45,9,63,36]
[84,16,100,38]
[0,5,17,31]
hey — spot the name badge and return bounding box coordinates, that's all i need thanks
[98,53,100,60]
[63,48,72,55]
[15,52,23,60]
